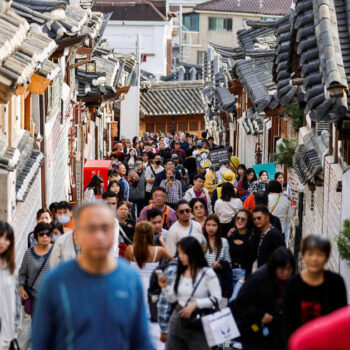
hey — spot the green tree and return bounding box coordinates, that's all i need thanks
[272,137,298,168]
[337,219,350,261]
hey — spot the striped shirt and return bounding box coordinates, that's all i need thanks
[205,238,231,267]
[18,246,53,298]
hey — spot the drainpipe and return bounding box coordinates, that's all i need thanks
[294,189,304,270]
[39,94,46,207]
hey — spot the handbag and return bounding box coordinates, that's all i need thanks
[201,307,240,346]
[180,271,218,330]
[22,255,49,315]
[9,339,21,350]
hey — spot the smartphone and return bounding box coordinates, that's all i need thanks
[170,176,174,181]
[155,269,165,279]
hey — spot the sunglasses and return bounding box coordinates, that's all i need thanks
[236,216,247,222]
[178,209,191,215]
[38,231,52,237]
[253,216,263,222]
[193,205,204,210]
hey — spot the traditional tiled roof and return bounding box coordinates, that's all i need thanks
[12,0,104,41]
[195,0,291,16]
[209,42,244,66]
[76,45,136,98]
[240,108,265,135]
[161,62,203,81]
[0,7,58,102]
[272,14,297,105]
[140,81,205,116]
[93,0,167,21]
[273,0,350,123]
[201,47,236,116]
[233,20,279,112]
[14,131,44,202]
[293,128,329,184]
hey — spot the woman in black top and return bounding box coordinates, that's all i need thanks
[117,201,135,244]
[227,209,254,301]
[283,235,347,341]
[232,247,295,350]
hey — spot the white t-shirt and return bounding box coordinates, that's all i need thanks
[214,198,243,223]
[145,165,164,192]
[166,220,202,256]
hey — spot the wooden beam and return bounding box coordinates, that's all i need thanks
[28,74,51,95]
[24,93,31,132]
[76,47,94,55]
[264,106,286,116]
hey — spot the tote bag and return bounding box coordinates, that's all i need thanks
[201,307,240,347]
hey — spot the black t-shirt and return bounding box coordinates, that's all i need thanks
[227,231,251,269]
[283,271,348,339]
[298,277,325,324]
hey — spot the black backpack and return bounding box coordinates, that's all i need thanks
[148,259,178,322]
[215,260,234,298]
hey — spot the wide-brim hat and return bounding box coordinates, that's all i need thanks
[221,170,235,184]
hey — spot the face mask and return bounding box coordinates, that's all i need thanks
[155,160,161,165]
[57,215,70,225]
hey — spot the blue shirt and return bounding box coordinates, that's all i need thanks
[119,176,130,200]
[31,259,153,350]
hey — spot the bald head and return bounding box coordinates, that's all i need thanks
[75,202,115,226]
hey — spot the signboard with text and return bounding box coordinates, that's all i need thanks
[209,148,230,168]
[252,162,276,180]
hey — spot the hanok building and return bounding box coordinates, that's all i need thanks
[273,0,350,276]
[0,0,131,263]
[140,80,205,137]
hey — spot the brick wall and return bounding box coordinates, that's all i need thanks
[322,156,342,271]
[45,112,70,205]
[11,171,42,267]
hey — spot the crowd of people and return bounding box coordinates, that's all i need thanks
[0,130,348,350]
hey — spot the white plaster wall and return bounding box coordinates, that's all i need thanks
[104,21,168,78]
[120,87,140,139]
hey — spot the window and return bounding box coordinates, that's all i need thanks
[155,122,166,133]
[201,121,205,131]
[177,121,187,132]
[262,17,277,21]
[208,17,232,31]
[189,121,198,131]
[183,13,199,32]
[145,123,154,133]
[197,50,206,65]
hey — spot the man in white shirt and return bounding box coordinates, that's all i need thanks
[145,154,164,203]
[268,181,293,239]
[166,200,202,256]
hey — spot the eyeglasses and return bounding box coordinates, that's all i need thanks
[253,216,263,222]
[178,209,191,215]
[236,216,247,222]
[38,231,52,237]
[193,205,204,210]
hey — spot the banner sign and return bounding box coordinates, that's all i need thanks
[252,162,276,180]
[209,148,230,168]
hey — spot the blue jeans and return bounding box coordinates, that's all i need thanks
[229,268,246,302]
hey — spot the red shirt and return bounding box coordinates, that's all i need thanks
[289,306,350,350]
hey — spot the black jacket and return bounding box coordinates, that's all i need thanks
[250,227,285,267]
[231,265,286,349]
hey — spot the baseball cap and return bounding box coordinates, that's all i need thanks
[171,153,179,159]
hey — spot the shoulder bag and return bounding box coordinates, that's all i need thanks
[180,270,218,330]
[23,254,49,315]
